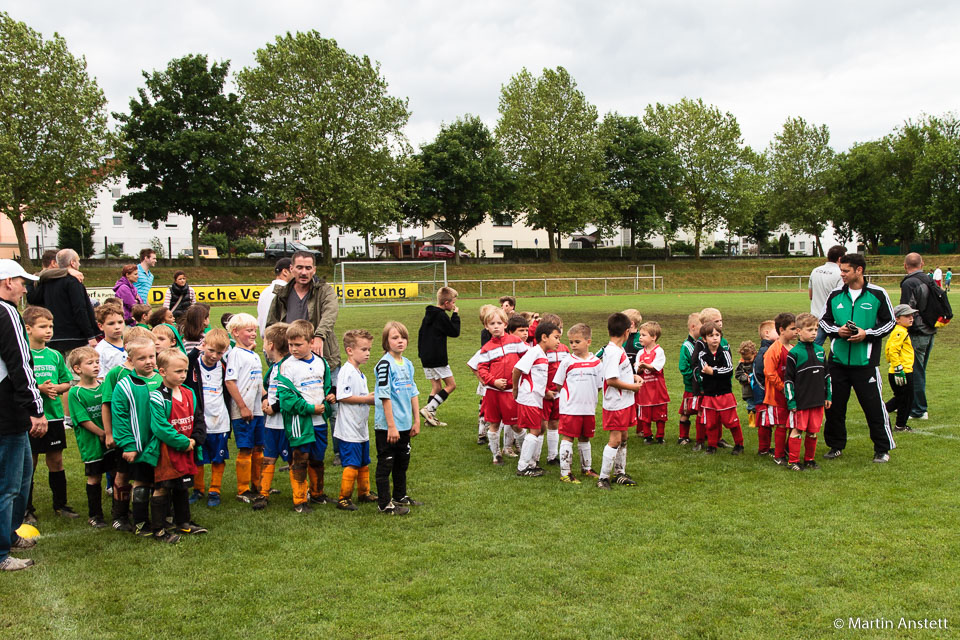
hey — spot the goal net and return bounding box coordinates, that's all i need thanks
[334,261,448,307]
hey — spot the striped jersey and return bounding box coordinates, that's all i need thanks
[635,344,669,406]
[514,344,548,408]
[552,353,603,415]
[477,334,528,391]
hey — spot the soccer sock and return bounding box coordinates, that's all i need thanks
[707,422,720,448]
[427,389,448,412]
[678,418,690,440]
[172,488,190,525]
[729,425,744,446]
[86,483,103,519]
[308,461,325,497]
[487,430,500,458]
[194,466,206,493]
[559,440,574,476]
[112,486,131,522]
[131,490,149,526]
[804,435,818,462]
[290,452,309,505]
[251,449,264,492]
[774,426,788,458]
[546,429,559,460]
[748,411,756,428]
[614,444,627,475]
[599,445,617,480]
[150,493,169,532]
[503,426,515,450]
[758,425,772,453]
[515,427,526,451]
[236,451,252,495]
[578,441,593,470]
[655,422,666,439]
[788,435,802,464]
[695,417,706,444]
[358,466,372,496]
[210,463,225,494]
[478,415,485,436]
[259,463,276,498]
[518,434,539,471]
[49,469,68,510]
[640,421,652,438]
[340,466,358,500]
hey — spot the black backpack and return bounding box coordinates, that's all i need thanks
[917,274,953,327]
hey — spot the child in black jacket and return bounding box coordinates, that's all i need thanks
[418,287,460,426]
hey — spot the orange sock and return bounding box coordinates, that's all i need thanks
[291,452,309,505]
[308,462,324,497]
[251,449,264,491]
[210,463,225,494]
[358,466,371,496]
[236,451,252,495]
[259,463,276,498]
[194,466,206,493]
[339,467,358,501]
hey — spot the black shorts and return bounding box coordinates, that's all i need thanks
[30,419,67,454]
[84,448,120,477]
[129,461,156,484]
[154,475,193,491]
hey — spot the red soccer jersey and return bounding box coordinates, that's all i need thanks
[477,334,528,391]
[154,389,197,482]
[636,344,670,406]
[545,343,571,389]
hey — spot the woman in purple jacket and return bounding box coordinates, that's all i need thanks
[113,264,143,325]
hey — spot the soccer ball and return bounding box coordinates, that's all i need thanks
[15,523,39,540]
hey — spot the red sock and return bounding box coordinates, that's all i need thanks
[707,421,720,448]
[638,421,652,437]
[804,435,817,462]
[695,418,706,444]
[728,425,744,446]
[788,436,802,464]
[678,420,690,439]
[655,422,665,439]
[758,425,772,453]
[774,426,788,458]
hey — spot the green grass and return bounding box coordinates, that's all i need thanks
[3,292,958,639]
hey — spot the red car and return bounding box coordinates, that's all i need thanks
[418,244,466,259]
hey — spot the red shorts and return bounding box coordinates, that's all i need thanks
[678,391,700,416]
[698,394,741,430]
[558,414,596,439]
[637,403,668,423]
[759,404,789,427]
[517,403,544,431]
[481,390,518,426]
[789,408,823,433]
[541,398,559,421]
[602,406,636,431]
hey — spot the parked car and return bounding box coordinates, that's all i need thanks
[264,241,323,261]
[418,244,468,259]
[245,252,265,259]
[179,245,219,259]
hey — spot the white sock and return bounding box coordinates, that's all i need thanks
[600,445,617,480]
[478,416,485,436]
[487,430,500,458]
[503,426,515,450]
[614,444,627,475]
[578,441,593,470]
[514,428,526,451]
[518,434,539,471]
[535,433,544,460]
[559,440,574,476]
[547,429,559,460]
[426,391,447,412]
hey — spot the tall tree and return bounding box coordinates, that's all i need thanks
[831,139,900,253]
[238,32,410,266]
[0,12,114,267]
[766,116,835,257]
[408,115,512,265]
[496,66,605,262]
[114,54,268,266]
[729,147,770,253]
[643,98,745,258]
[600,113,682,259]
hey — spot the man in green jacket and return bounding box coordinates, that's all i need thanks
[818,253,896,463]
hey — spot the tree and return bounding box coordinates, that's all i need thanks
[599,113,682,259]
[407,115,511,265]
[766,116,836,256]
[728,147,769,253]
[57,217,94,258]
[643,98,745,258]
[114,54,269,266]
[831,139,900,253]
[0,12,114,266]
[237,32,411,266]
[496,66,605,262]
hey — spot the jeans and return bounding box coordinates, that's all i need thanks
[0,431,33,561]
[910,333,934,417]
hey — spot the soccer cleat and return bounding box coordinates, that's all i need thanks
[207,492,221,507]
[236,490,257,504]
[308,493,332,505]
[655,437,664,444]
[177,522,208,534]
[337,498,358,511]
[873,453,890,463]
[293,502,313,514]
[331,454,341,467]
[691,443,703,452]
[516,466,545,477]
[23,511,38,526]
[112,518,133,532]
[705,446,717,455]
[677,437,691,445]
[581,468,599,478]
[823,448,843,460]
[492,454,503,466]
[154,530,181,544]
[768,448,775,455]
[378,501,411,515]
[394,495,424,506]
[786,462,804,471]
[546,457,561,466]
[436,420,448,427]
[277,465,290,472]
[612,473,637,486]
[643,436,655,444]
[560,474,581,484]
[502,445,519,458]
[88,517,108,529]
[0,556,34,571]
[269,488,282,495]
[772,457,786,466]
[11,535,36,549]
[730,445,744,456]
[717,438,731,449]
[596,478,612,490]
[134,522,154,539]
[188,490,204,505]
[804,460,820,471]
[894,425,913,432]
[357,492,379,503]
[251,496,268,511]
[54,505,80,519]
[477,434,488,445]
[758,449,770,456]
[915,412,928,420]
[420,407,440,427]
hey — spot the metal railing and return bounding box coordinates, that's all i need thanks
[765,273,905,291]
[447,275,664,298]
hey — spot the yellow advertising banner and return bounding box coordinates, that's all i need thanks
[88,282,419,305]
[335,283,419,300]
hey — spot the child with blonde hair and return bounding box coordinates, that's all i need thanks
[224,313,265,503]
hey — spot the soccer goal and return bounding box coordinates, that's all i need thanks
[334,261,448,307]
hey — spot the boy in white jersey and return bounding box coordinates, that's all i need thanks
[95,305,127,380]
[254,323,290,510]
[597,312,642,489]
[512,321,561,477]
[335,329,378,510]
[552,323,604,483]
[224,313,265,503]
[186,329,230,507]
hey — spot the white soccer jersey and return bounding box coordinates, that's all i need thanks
[635,345,666,372]
[601,342,635,411]
[514,345,548,408]
[467,349,486,397]
[225,347,264,419]
[264,363,283,430]
[199,360,230,434]
[96,340,126,379]
[336,362,370,443]
[280,354,327,426]
[553,353,603,415]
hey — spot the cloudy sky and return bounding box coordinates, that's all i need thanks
[8,1,959,151]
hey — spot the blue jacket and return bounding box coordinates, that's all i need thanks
[752,338,773,405]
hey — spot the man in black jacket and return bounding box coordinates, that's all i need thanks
[31,249,97,354]
[0,260,47,571]
[900,253,938,420]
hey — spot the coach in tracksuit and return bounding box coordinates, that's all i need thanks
[818,253,897,463]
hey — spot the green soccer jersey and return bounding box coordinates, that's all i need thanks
[31,347,72,420]
[101,365,162,406]
[68,384,107,462]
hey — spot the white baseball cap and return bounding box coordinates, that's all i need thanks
[0,259,39,281]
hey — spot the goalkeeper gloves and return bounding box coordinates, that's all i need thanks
[893,365,907,386]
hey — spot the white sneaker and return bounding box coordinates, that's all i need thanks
[0,556,34,571]
[419,407,439,427]
[918,412,929,420]
[11,536,36,549]
[873,453,890,463]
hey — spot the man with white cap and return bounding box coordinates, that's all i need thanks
[0,259,47,571]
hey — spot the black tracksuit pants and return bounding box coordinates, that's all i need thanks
[885,372,915,429]
[375,430,410,509]
[824,363,896,455]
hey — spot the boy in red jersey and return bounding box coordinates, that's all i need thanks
[477,308,528,465]
[784,313,832,471]
[763,313,797,465]
[694,322,745,455]
[512,321,561,476]
[596,313,643,489]
[635,321,670,444]
[539,313,569,465]
[552,323,603,483]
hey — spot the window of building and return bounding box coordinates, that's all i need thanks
[279,228,290,236]
[111,187,122,199]
[396,223,403,233]
[799,241,805,250]
[113,216,123,226]
[339,247,346,257]
[492,240,513,253]
[491,213,512,227]
[293,229,300,241]
[789,242,795,251]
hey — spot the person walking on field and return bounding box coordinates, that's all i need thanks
[808,245,846,346]
[135,248,156,304]
[899,253,944,420]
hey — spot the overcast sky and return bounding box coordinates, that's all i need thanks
[8,1,960,151]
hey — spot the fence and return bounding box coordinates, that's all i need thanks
[447,275,664,299]
[765,274,905,291]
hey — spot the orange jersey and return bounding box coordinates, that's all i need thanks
[763,340,788,408]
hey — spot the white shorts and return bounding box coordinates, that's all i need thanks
[424,365,453,380]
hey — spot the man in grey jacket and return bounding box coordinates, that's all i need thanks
[899,252,937,419]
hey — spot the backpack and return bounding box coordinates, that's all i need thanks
[917,274,953,327]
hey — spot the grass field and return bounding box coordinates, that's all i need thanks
[3,291,958,639]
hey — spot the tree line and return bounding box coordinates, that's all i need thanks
[2,12,958,268]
